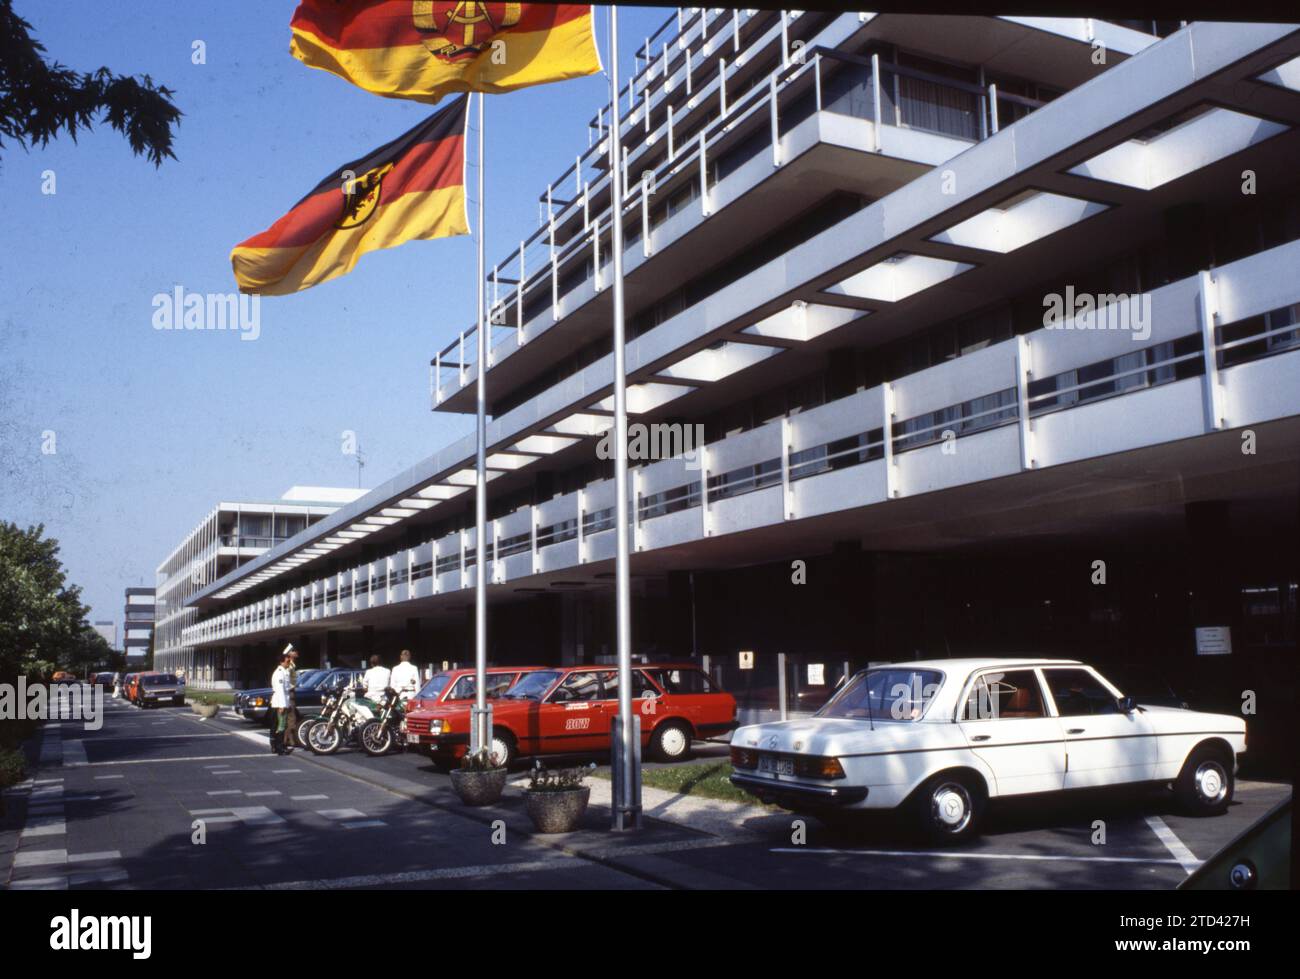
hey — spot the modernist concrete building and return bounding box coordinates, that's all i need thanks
[122,587,155,662]
[154,486,365,686]
[181,12,1297,762]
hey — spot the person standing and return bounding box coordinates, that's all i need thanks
[390,649,420,703]
[269,649,295,755]
[362,654,391,701]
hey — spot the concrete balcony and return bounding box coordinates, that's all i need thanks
[184,240,1300,648]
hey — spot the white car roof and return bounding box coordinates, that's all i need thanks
[890,657,1082,673]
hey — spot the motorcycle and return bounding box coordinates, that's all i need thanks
[304,682,379,755]
[358,687,407,756]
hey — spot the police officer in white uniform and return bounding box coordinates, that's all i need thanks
[269,648,295,755]
[362,655,391,701]
[390,649,421,703]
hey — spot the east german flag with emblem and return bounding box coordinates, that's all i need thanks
[231,96,468,295]
[289,2,600,103]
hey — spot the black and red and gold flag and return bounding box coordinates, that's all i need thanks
[289,2,600,103]
[231,96,468,295]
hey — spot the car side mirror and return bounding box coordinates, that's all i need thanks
[1116,695,1137,713]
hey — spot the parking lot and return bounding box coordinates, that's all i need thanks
[1,691,1289,890]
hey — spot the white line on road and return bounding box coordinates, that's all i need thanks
[290,795,329,801]
[73,753,270,767]
[207,790,242,796]
[271,769,303,774]
[1144,816,1201,874]
[94,774,125,780]
[245,791,282,798]
[342,820,387,829]
[770,847,1185,865]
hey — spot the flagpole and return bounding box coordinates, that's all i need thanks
[472,90,491,759]
[608,5,641,832]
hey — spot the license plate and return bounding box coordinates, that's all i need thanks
[406,734,421,744]
[758,755,793,776]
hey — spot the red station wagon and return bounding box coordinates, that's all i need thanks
[403,662,737,768]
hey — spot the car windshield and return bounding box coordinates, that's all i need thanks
[417,674,451,700]
[817,668,944,721]
[500,670,561,700]
[142,674,179,686]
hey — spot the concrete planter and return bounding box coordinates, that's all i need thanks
[450,767,508,806]
[524,786,591,833]
[192,703,220,719]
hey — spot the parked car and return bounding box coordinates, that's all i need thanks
[401,665,547,759]
[91,672,115,688]
[406,662,737,768]
[729,657,1248,843]
[234,667,360,723]
[134,672,186,708]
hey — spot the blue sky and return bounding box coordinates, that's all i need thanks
[0,2,666,633]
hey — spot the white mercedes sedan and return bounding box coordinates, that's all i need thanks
[729,658,1246,842]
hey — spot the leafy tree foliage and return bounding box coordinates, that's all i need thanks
[0,0,181,166]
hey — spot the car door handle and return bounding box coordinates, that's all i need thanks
[971,735,991,742]
[1067,728,1085,735]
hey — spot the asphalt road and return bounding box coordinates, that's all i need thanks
[1,690,1289,890]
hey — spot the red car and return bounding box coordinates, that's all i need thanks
[404,662,736,768]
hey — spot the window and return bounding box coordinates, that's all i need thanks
[962,670,1046,721]
[819,668,943,721]
[550,670,610,702]
[416,674,451,700]
[1042,668,1120,717]
[645,668,713,695]
[448,673,519,701]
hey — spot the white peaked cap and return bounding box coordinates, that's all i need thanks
[282,643,296,656]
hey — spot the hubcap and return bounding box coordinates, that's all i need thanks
[661,727,687,756]
[1195,761,1228,804]
[931,782,972,833]
[490,738,509,767]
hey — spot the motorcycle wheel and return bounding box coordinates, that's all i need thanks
[295,716,317,748]
[308,721,342,755]
[359,720,394,756]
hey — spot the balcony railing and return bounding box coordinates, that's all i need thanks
[189,243,1300,649]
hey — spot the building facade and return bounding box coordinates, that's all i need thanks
[180,13,1297,767]
[122,587,154,662]
[154,486,364,686]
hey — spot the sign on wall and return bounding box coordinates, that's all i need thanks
[1194,626,1232,656]
[807,663,825,685]
[738,650,754,670]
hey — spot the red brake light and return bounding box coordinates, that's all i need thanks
[730,746,758,770]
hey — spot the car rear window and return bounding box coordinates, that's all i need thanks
[645,668,714,694]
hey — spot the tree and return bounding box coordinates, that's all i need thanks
[0,521,91,680]
[0,0,181,166]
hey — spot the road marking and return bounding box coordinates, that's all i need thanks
[291,795,329,801]
[6,868,130,891]
[317,808,367,820]
[68,850,121,863]
[94,774,125,780]
[245,791,281,798]
[210,770,241,776]
[14,849,121,867]
[207,790,242,796]
[1144,816,1201,874]
[770,847,1185,865]
[249,859,581,890]
[73,753,269,767]
[61,740,89,766]
[271,769,303,774]
[33,778,64,785]
[73,733,230,743]
[190,806,286,826]
[341,820,387,829]
[21,819,67,839]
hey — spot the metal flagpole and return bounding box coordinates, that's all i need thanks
[608,5,641,831]
[471,90,492,758]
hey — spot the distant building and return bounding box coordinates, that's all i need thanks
[123,587,155,661]
[153,486,366,687]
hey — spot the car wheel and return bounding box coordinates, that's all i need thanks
[1174,745,1234,816]
[488,731,516,769]
[650,721,692,762]
[914,772,984,845]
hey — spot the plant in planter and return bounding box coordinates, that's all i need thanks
[449,747,508,806]
[523,761,595,833]
[191,695,220,719]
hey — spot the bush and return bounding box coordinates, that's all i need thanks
[0,746,26,790]
[459,747,504,772]
[527,761,595,792]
